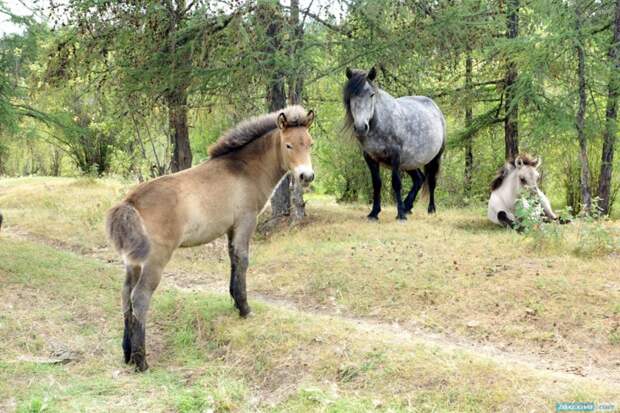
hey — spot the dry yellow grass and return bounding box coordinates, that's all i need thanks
[1,237,618,412]
[1,176,620,411]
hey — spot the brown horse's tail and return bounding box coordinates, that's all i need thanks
[106,202,150,264]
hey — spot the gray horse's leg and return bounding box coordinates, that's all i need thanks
[122,265,141,364]
[129,260,163,372]
[424,149,443,214]
[403,169,425,214]
[390,154,407,220]
[363,152,382,220]
[228,217,256,317]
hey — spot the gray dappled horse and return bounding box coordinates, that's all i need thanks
[343,67,446,220]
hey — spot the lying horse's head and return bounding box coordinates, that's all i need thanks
[491,154,542,192]
[514,154,542,190]
[277,108,315,186]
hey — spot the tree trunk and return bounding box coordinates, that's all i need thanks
[504,0,519,160]
[597,0,620,215]
[464,50,474,196]
[575,5,593,212]
[168,90,192,172]
[167,1,192,173]
[258,2,292,218]
[286,0,306,222]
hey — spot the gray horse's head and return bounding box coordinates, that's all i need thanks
[343,67,377,137]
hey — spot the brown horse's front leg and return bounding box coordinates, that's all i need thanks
[228,218,256,317]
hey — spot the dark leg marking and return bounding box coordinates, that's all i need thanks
[403,169,425,214]
[424,147,443,214]
[129,263,162,372]
[497,211,517,230]
[227,234,237,300]
[363,152,382,220]
[391,153,406,220]
[129,315,148,372]
[122,265,140,365]
[228,226,253,317]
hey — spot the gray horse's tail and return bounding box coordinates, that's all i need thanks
[106,202,150,263]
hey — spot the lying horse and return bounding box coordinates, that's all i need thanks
[343,67,445,220]
[488,154,558,228]
[106,106,315,371]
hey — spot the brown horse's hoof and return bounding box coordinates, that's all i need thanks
[133,358,149,372]
[130,351,148,372]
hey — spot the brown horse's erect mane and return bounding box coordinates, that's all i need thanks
[209,105,310,158]
[490,153,539,191]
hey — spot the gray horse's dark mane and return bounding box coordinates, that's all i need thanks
[490,153,539,191]
[343,69,377,131]
[209,105,309,158]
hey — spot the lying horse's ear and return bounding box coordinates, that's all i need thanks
[305,110,315,128]
[515,157,524,168]
[535,157,542,168]
[277,113,288,130]
[367,66,377,81]
[346,67,353,79]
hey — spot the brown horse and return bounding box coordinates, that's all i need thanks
[106,106,315,371]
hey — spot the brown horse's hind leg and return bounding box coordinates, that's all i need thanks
[129,260,163,372]
[122,265,141,364]
[227,217,256,318]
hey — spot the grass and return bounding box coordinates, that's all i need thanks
[1,176,620,411]
[1,238,619,412]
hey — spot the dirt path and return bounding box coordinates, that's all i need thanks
[4,226,619,387]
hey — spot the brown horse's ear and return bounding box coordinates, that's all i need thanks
[277,113,288,130]
[367,66,377,81]
[305,110,315,128]
[346,67,353,79]
[535,157,542,168]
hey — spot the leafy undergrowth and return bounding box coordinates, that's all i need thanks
[1,238,619,412]
[1,177,620,395]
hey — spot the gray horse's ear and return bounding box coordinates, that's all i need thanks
[346,68,353,79]
[305,110,315,127]
[277,113,288,130]
[367,67,377,81]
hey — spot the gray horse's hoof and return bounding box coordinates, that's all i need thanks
[238,304,252,318]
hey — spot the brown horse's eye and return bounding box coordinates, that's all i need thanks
[286,143,293,149]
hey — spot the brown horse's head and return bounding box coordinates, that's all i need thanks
[277,109,315,186]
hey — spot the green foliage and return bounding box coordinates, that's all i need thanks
[574,199,620,256]
[0,0,618,214]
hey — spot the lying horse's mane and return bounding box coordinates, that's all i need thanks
[343,69,376,131]
[490,153,539,191]
[209,105,309,158]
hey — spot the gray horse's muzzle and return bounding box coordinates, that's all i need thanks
[354,122,369,136]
